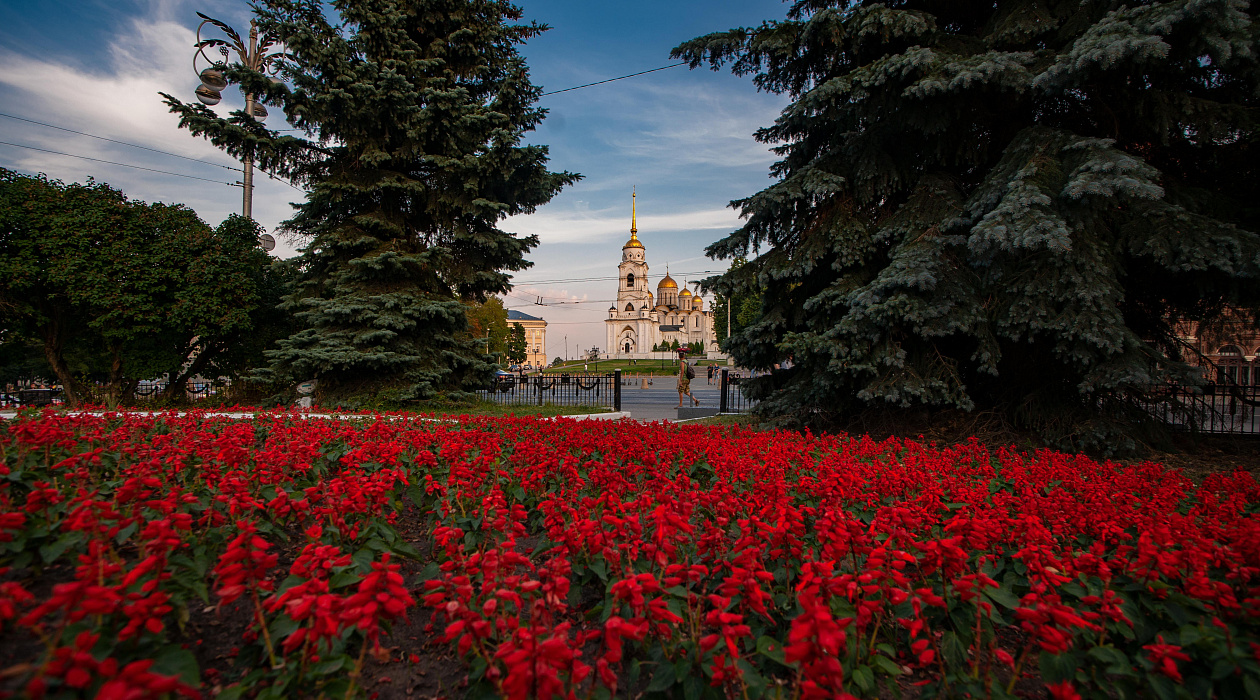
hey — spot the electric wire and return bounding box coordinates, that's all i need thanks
[540,63,686,96]
[0,112,307,194]
[511,269,715,286]
[0,111,242,172]
[0,140,240,186]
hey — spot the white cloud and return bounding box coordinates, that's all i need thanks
[506,203,743,245]
[0,14,302,256]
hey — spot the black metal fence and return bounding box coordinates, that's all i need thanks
[476,370,622,411]
[1132,383,1260,436]
[718,368,759,414]
[132,381,226,402]
[1,381,229,409]
[0,389,63,408]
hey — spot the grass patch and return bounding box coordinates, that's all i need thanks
[685,412,762,427]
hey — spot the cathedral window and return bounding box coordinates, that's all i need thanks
[625,303,634,312]
[626,273,635,287]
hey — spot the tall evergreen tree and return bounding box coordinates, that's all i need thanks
[163,0,576,402]
[675,0,1260,451]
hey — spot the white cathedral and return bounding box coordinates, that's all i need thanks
[605,192,719,358]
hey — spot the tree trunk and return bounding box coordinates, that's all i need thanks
[105,342,125,409]
[161,340,218,402]
[40,313,82,408]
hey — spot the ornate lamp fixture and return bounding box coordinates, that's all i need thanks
[191,13,285,219]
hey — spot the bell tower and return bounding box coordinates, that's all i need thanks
[617,189,650,306]
[608,189,655,356]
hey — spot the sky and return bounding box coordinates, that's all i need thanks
[0,0,791,359]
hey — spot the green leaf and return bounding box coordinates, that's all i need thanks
[311,656,346,675]
[1178,624,1201,647]
[852,665,874,693]
[330,570,361,589]
[1040,651,1076,683]
[873,654,903,677]
[942,631,967,668]
[1148,673,1178,700]
[270,615,299,640]
[684,675,705,700]
[416,562,440,581]
[114,521,138,545]
[39,532,81,564]
[152,646,200,686]
[983,586,1021,610]
[646,663,676,692]
[1244,674,1260,700]
[756,635,787,666]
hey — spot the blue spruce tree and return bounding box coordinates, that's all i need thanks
[163,0,576,403]
[675,0,1260,451]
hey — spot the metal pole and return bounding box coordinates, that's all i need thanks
[720,368,729,413]
[241,21,258,220]
[242,94,254,219]
[614,370,622,412]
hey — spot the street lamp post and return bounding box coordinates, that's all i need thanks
[190,12,285,220]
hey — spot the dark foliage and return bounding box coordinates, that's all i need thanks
[162,0,577,402]
[675,0,1260,452]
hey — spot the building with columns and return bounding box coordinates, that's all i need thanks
[507,309,547,368]
[605,192,718,357]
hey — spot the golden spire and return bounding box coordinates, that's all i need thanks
[630,188,638,237]
[622,188,644,249]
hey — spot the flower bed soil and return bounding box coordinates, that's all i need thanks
[1,410,1258,699]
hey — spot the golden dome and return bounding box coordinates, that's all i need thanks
[623,236,643,249]
[657,274,677,289]
[679,287,692,297]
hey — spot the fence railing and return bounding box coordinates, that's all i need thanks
[718,368,759,414]
[132,381,226,401]
[1132,383,1260,436]
[1,381,230,408]
[476,370,622,411]
[0,389,63,408]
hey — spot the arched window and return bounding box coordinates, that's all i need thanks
[626,273,635,288]
[625,303,634,312]
[1218,345,1246,384]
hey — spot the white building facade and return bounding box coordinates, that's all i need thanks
[604,192,719,358]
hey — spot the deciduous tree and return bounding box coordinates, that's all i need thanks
[0,170,276,407]
[506,323,527,365]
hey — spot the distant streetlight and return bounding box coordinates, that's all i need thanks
[190,12,285,220]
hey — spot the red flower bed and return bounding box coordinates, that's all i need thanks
[1,410,1259,699]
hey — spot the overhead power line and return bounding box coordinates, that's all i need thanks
[541,63,686,96]
[0,112,242,172]
[0,112,306,193]
[511,269,716,286]
[0,140,240,186]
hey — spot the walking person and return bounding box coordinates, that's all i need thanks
[677,354,699,407]
[707,363,715,385]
